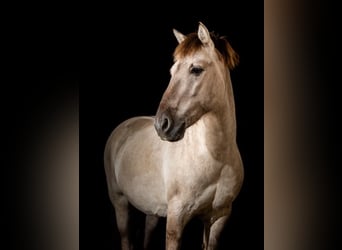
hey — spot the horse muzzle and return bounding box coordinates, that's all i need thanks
[154,110,186,142]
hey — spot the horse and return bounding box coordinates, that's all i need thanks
[104,22,244,250]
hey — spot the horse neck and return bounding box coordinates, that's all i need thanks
[212,68,236,138]
[224,71,237,136]
[196,70,238,161]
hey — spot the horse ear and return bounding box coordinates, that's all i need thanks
[173,29,186,44]
[198,22,214,48]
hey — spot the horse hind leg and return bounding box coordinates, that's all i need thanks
[112,193,133,250]
[143,215,159,249]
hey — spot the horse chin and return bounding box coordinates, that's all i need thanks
[159,122,186,142]
[163,132,185,142]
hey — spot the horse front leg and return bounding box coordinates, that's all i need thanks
[202,222,211,250]
[165,201,191,250]
[206,206,232,250]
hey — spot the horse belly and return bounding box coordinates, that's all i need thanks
[118,160,167,217]
[114,122,168,217]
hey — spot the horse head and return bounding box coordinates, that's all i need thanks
[155,22,239,141]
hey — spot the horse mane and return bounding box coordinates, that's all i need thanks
[173,32,239,70]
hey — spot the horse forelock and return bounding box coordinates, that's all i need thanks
[173,32,240,70]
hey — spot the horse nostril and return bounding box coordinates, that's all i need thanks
[161,116,171,132]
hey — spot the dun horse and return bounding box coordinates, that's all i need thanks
[104,22,244,250]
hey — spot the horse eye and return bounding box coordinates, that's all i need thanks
[190,67,204,75]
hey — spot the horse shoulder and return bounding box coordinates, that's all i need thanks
[212,156,244,211]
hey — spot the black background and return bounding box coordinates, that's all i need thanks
[81,3,263,250]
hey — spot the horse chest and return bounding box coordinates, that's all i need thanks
[165,154,241,215]
[165,155,219,200]
[165,146,218,183]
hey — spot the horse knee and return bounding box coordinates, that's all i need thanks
[166,229,180,242]
[166,228,183,250]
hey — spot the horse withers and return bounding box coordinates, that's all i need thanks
[104,22,244,250]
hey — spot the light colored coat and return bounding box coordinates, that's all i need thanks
[104,22,244,250]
